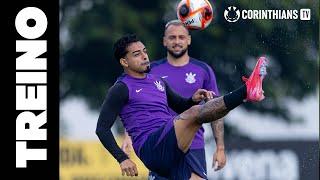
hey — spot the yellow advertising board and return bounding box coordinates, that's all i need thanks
[60,138,149,180]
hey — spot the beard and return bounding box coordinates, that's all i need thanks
[167,46,188,58]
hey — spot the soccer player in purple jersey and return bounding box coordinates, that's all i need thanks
[147,19,226,180]
[96,34,267,179]
[121,19,226,180]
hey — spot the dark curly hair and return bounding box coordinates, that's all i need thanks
[113,34,140,61]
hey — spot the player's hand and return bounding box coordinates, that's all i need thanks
[121,134,133,156]
[120,159,138,177]
[192,89,216,102]
[204,90,216,102]
[212,148,226,171]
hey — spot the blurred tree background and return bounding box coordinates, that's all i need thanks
[59,0,319,139]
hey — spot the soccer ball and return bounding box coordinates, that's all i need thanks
[177,0,214,30]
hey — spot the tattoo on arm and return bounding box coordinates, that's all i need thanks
[212,118,225,149]
[197,97,229,124]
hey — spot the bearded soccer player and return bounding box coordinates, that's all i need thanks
[96,34,268,180]
[151,19,225,179]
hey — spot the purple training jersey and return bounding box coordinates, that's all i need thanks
[118,74,173,155]
[150,58,220,149]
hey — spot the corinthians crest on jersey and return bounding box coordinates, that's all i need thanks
[185,72,196,84]
[154,81,165,91]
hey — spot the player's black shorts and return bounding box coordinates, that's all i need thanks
[139,118,207,179]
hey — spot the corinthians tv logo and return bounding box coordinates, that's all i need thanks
[224,6,240,22]
[224,6,311,22]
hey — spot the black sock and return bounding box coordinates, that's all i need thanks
[223,85,247,110]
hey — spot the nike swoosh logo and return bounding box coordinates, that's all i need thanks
[135,88,142,93]
[161,76,168,78]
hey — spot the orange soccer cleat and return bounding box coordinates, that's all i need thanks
[242,56,268,102]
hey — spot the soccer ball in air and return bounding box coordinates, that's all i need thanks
[177,0,214,30]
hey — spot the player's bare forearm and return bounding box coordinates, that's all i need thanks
[211,118,225,150]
